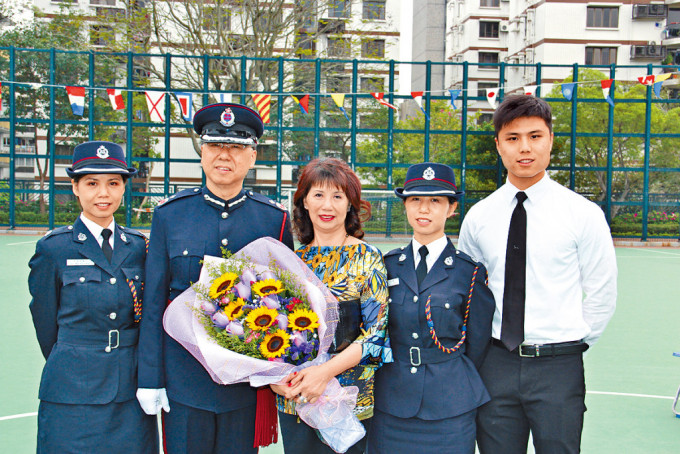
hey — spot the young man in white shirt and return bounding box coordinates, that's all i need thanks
[457,95,617,454]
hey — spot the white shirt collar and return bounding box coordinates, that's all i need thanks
[412,234,449,272]
[79,213,115,248]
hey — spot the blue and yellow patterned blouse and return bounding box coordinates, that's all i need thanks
[276,242,392,420]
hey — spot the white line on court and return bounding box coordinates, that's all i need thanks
[587,390,674,400]
[0,412,37,421]
[7,240,37,246]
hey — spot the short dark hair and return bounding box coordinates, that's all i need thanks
[293,158,371,245]
[493,95,552,138]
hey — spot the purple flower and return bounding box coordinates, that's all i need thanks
[260,270,277,281]
[290,331,306,347]
[276,313,288,330]
[201,300,218,315]
[262,295,281,310]
[226,321,244,336]
[241,269,257,285]
[212,310,230,329]
[233,282,251,300]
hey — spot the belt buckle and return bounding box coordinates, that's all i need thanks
[105,329,120,353]
[409,346,421,366]
[519,344,540,357]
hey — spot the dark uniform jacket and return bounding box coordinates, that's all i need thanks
[28,217,147,404]
[374,239,495,420]
[137,187,294,412]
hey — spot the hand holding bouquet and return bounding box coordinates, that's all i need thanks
[163,237,365,453]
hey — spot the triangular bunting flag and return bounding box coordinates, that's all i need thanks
[66,86,85,116]
[175,92,193,121]
[561,83,575,101]
[252,94,271,123]
[653,73,672,98]
[638,75,656,86]
[601,79,615,107]
[540,83,555,97]
[486,88,498,109]
[106,88,125,111]
[655,73,672,83]
[217,93,233,103]
[410,91,429,118]
[371,92,398,110]
[448,89,461,110]
[145,91,166,122]
[523,85,537,96]
[330,94,350,121]
[291,95,309,115]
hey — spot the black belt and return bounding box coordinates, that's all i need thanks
[58,328,139,352]
[393,344,463,366]
[491,338,588,357]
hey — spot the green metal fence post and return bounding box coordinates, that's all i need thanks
[48,48,56,228]
[125,52,134,227]
[424,61,432,161]
[604,65,616,223]
[276,57,284,200]
[642,63,654,241]
[163,53,171,197]
[385,60,396,238]
[569,64,579,191]
[459,61,469,218]
[350,59,358,168]
[8,46,15,228]
[313,58,321,158]
[88,52,95,140]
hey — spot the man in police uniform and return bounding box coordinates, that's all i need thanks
[136,103,294,453]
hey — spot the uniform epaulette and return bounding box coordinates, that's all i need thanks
[455,248,481,266]
[384,246,406,258]
[155,187,202,209]
[246,190,287,212]
[119,226,147,239]
[42,225,73,239]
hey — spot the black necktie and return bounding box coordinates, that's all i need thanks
[501,192,528,351]
[101,228,113,263]
[416,245,428,287]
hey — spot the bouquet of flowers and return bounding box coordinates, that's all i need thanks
[163,237,365,453]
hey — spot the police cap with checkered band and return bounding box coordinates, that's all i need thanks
[193,102,264,145]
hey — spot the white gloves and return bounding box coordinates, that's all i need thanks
[136,388,170,415]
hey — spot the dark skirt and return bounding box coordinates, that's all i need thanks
[37,399,158,454]
[366,408,477,454]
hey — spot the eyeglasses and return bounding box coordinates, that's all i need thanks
[202,142,249,153]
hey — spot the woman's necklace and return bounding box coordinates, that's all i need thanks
[314,233,349,248]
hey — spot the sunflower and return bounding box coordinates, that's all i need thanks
[251,279,285,297]
[245,306,279,331]
[223,298,245,320]
[209,272,239,299]
[288,308,320,332]
[259,329,291,358]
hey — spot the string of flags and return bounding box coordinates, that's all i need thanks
[0,70,677,122]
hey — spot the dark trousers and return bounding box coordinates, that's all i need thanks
[161,399,257,454]
[279,411,370,454]
[476,343,586,454]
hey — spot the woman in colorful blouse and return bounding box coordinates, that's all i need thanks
[270,157,391,454]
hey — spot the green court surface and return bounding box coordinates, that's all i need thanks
[2,235,680,453]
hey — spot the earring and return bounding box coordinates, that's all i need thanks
[347,205,352,212]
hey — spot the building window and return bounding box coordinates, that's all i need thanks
[585,47,617,65]
[203,7,230,32]
[478,52,499,64]
[477,82,496,98]
[254,11,282,34]
[295,33,317,57]
[90,0,115,5]
[297,0,317,31]
[327,75,351,93]
[478,113,494,124]
[479,21,499,38]
[586,6,619,28]
[327,37,351,58]
[329,0,350,18]
[361,39,385,58]
[480,0,500,7]
[363,0,386,20]
[360,77,384,92]
[90,25,114,47]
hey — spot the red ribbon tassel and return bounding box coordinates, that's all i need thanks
[253,387,278,447]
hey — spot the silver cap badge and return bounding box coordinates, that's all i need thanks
[96,145,109,159]
[423,167,435,180]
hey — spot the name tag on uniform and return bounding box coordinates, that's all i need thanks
[387,278,400,287]
[67,259,95,266]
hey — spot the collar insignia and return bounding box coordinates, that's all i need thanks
[120,233,127,242]
[96,145,109,159]
[78,232,87,241]
[399,254,406,262]
[220,107,236,127]
[444,256,453,266]
[423,167,435,180]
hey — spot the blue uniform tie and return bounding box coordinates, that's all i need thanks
[416,245,428,287]
[101,228,113,263]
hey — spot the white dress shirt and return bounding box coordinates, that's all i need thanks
[457,174,617,346]
[412,235,448,272]
[80,213,116,250]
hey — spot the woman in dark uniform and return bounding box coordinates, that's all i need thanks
[28,141,158,453]
[367,162,495,454]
